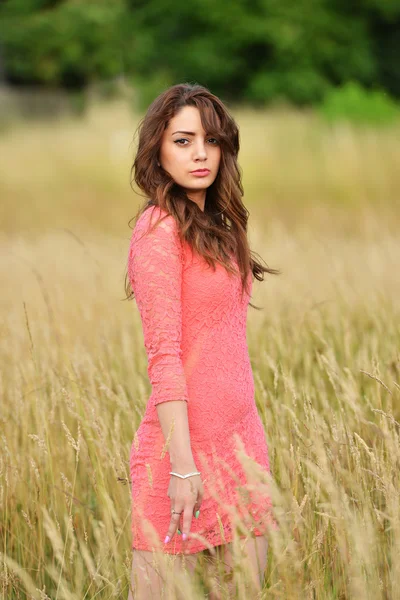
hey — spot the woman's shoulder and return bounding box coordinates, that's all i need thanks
[136,203,174,228]
[131,203,181,248]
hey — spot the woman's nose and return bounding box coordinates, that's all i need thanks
[193,141,207,160]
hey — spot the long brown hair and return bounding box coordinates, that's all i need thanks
[125,82,280,309]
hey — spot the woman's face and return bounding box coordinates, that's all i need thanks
[159,105,221,205]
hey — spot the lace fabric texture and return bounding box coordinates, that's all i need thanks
[128,205,277,555]
[128,206,189,407]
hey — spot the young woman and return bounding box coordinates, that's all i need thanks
[125,83,280,598]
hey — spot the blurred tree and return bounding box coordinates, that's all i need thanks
[365,0,400,97]
[0,0,126,87]
[319,80,399,125]
[0,0,399,106]
[122,0,378,105]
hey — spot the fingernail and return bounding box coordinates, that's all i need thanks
[164,535,170,543]
[195,510,200,519]
[182,533,187,541]
[177,529,181,535]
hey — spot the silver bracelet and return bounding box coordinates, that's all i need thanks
[169,470,201,479]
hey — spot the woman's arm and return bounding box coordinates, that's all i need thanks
[128,206,195,469]
[156,400,196,471]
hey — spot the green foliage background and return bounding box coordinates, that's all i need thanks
[0,0,399,109]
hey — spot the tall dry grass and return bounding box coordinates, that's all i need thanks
[0,99,399,599]
[1,99,399,237]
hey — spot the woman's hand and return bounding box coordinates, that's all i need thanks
[164,470,204,543]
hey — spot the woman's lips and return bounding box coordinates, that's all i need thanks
[190,169,210,177]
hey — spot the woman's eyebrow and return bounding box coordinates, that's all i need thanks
[171,131,217,135]
[171,130,196,136]
[171,130,215,137]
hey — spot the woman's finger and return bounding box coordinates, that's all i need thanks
[164,507,183,543]
[181,503,195,541]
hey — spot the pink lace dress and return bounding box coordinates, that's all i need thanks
[127,204,276,555]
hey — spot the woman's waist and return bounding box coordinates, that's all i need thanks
[136,378,256,442]
[182,342,252,382]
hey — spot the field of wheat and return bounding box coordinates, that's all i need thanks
[0,98,399,599]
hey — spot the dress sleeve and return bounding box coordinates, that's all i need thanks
[127,206,189,406]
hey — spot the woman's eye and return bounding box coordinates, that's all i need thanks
[174,138,219,146]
